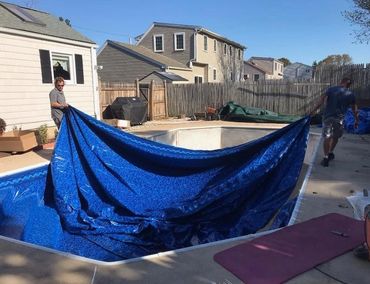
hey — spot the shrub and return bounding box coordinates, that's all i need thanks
[0,118,6,135]
[36,124,48,144]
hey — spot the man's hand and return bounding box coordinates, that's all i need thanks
[354,118,359,129]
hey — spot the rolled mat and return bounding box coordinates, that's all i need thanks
[214,213,364,284]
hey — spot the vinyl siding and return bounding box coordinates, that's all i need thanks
[97,44,162,83]
[138,26,193,66]
[0,32,96,130]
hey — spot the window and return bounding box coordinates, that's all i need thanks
[52,53,72,80]
[229,46,232,56]
[204,35,208,51]
[274,62,277,71]
[214,40,217,52]
[238,49,241,60]
[213,69,217,81]
[39,49,84,84]
[153,34,164,52]
[224,44,227,55]
[254,74,260,81]
[174,32,185,51]
[230,72,234,81]
[194,76,203,84]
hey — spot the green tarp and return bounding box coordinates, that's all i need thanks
[219,101,301,123]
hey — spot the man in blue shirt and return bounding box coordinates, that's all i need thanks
[318,77,359,167]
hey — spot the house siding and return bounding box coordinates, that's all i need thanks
[138,26,193,66]
[195,33,244,82]
[97,44,163,83]
[244,63,266,80]
[0,32,96,130]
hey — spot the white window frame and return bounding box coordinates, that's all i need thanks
[204,35,208,51]
[174,32,185,51]
[213,39,217,52]
[153,34,164,52]
[51,52,75,84]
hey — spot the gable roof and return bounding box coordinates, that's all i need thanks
[102,40,191,70]
[139,71,188,82]
[137,22,246,49]
[285,62,312,69]
[244,61,269,74]
[0,1,94,44]
[250,57,283,64]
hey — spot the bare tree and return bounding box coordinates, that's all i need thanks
[318,54,353,66]
[342,0,370,43]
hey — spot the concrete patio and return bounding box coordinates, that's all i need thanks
[0,119,369,284]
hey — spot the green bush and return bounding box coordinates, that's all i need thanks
[36,124,48,144]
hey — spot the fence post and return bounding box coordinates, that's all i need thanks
[149,80,154,120]
[135,79,139,97]
[163,80,168,118]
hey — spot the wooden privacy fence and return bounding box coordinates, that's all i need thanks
[314,63,370,100]
[167,81,330,117]
[99,80,168,121]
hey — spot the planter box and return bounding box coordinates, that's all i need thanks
[0,130,38,152]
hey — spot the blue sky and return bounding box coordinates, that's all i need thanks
[6,0,370,65]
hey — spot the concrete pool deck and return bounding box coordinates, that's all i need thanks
[0,119,369,283]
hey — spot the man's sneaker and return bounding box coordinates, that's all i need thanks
[328,152,335,161]
[321,157,329,167]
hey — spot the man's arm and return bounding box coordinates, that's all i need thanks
[50,101,68,109]
[351,103,359,129]
[309,94,326,116]
[49,91,68,109]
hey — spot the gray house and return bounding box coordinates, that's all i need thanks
[136,22,246,83]
[97,40,191,83]
[284,62,313,80]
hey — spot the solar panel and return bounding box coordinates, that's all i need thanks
[1,3,45,26]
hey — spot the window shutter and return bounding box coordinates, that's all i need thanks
[75,54,84,84]
[39,49,52,83]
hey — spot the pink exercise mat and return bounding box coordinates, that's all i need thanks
[214,213,364,284]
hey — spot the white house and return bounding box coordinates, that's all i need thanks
[283,62,313,80]
[0,2,100,131]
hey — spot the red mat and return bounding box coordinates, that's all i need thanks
[214,213,364,284]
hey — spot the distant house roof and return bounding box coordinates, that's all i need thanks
[0,1,95,44]
[286,62,312,69]
[137,22,246,49]
[245,61,270,74]
[249,56,283,64]
[139,71,188,83]
[103,40,191,70]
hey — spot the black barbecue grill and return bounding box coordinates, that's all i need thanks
[110,97,148,125]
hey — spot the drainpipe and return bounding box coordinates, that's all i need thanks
[189,29,199,68]
[90,46,100,120]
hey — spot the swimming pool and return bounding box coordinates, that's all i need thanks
[0,113,319,264]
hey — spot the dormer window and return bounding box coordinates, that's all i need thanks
[153,34,164,52]
[174,32,185,51]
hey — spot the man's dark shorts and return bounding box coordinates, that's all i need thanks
[322,117,344,139]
